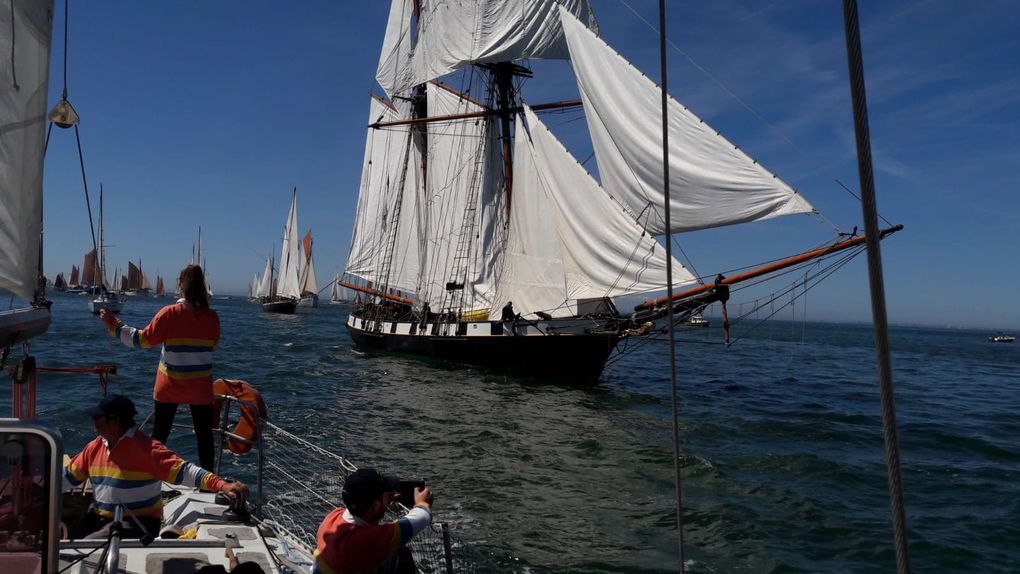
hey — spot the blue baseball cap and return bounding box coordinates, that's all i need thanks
[84,394,137,418]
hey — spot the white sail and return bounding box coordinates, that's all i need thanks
[277,192,302,299]
[256,258,273,298]
[345,97,423,295]
[492,107,695,319]
[376,0,416,98]
[419,83,503,312]
[0,0,52,301]
[558,6,814,234]
[249,273,260,298]
[297,232,319,295]
[330,272,341,302]
[491,115,572,318]
[383,0,597,97]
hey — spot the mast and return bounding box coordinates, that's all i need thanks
[98,184,105,290]
[478,62,530,215]
[841,1,911,571]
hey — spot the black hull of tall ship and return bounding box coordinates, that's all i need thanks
[345,315,620,384]
[262,299,297,314]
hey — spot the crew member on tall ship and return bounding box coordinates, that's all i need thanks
[100,264,220,470]
[313,468,434,574]
[64,395,249,539]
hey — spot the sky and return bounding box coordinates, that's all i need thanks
[35,1,1020,330]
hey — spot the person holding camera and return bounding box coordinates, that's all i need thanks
[312,468,433,574]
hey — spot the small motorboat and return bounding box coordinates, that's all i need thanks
[989,333,1016,343]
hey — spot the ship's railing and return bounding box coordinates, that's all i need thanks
[259,421,455,574]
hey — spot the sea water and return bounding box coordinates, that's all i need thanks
[8,294,1018,573]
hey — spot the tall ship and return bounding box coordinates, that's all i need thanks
[340,0,899,383]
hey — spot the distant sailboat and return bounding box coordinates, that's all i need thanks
[192,226,214,297]
[254,255,274,304]
[88,186,123,314]
[330,271,348,304]
[66,264,82,292]
[297,229,319,308]
[155,275,166,297]
[262,189,301,313]
[53,272,67,291]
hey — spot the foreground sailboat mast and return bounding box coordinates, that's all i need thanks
[841,1,911,571]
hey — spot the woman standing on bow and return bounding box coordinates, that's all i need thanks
[100,264,220,470]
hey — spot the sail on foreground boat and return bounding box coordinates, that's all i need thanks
[342,0,899,383]
[0,0,53,344]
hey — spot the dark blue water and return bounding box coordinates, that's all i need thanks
[7,294,1018,572]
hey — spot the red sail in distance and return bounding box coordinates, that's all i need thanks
[82,250,97,286]
[69,265,79,286]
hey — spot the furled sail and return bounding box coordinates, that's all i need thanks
[345,97,423,295]
[0,0,52,301]
[381,0,598,98]
[419,83,503,312]
[558,6,814,234]
[277,192,302,299]
[492,106,695,319]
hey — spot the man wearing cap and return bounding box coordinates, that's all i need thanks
[312,468,434,574]
[63,394,249,539]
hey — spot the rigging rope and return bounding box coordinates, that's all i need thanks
[841,2,911,571]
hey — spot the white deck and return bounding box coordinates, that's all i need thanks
[58,487,314,574]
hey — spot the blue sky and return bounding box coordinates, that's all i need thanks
[38,1,1019,330]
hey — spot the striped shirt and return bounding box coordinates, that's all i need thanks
[312,504,432,574]
[63,428,225,518]
[109,300,220,404]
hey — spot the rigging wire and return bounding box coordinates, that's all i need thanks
[656,2,686,572]
[841,2,911,571]
[614,0,892,230]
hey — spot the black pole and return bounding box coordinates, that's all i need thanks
[658,1,685,572]
[841,2,911,572]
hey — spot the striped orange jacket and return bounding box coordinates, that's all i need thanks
[109,301,220,404]
[63,428,224,518]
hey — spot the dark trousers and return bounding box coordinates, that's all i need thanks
[68,509,161,540]
[152,401,215,471]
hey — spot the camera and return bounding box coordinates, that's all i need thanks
[397,479,426,505]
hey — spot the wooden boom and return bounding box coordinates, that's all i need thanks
[337,281,413,305]
[635,224,903,311]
